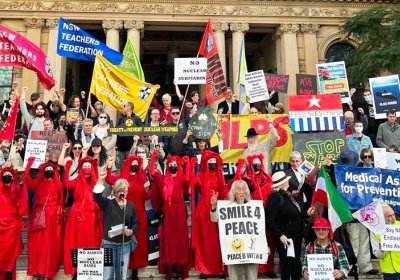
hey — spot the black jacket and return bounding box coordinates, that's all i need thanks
[217,100,239,114]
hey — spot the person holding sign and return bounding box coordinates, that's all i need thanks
[302,218,350,280]
[370,204,400,280]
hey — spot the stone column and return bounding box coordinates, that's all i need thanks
[124,20,144,55]
[301,24,320,75]
[213,22,229,79]
[102,20,123,122]
[230,23,249,97]
[45,19,66,102]
[22,18,45,94]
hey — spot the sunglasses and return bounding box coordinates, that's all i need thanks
[363,155,372,159]
[171,112,180,115]
[73,146,82,150]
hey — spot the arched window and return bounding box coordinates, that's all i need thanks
[325,42,355,63]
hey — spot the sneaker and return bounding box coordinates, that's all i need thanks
[265,272,278,278]
[365,269,379,275]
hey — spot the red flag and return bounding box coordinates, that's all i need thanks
[198,19,228,104]
[0,97,20,140]
[0,24,55,90]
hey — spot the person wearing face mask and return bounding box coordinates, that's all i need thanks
[105,155,150,280]
[63,157,103,277]
[150,155,191,279]
[24,158,64,280]
[346,120,373,161]
[0,167,28,280]
[92,113,117,157]
[190,151,228,279]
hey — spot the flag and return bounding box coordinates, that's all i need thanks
[288,94,344,132]
[0,25,55,90]
[57,18,123,65]
[237,39,248,113]
[352,200,386,234]
[198,19,228,104]
[90,53,158,121]
[119,38,145,81]
[0,97,20,140]
[312,166,353,232]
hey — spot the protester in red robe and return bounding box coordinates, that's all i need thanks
[150,154,190,279]
[105,155,150,280]
[191,150,228,278]
[63,156,103,275]
[0,167,27,280]
[24,158,64,279]
[242,153,277,278]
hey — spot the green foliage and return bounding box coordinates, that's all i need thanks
[341,6,400,85]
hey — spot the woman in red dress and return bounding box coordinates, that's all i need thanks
[24,158,64,279]
[105,155,150,279]
[0,167,28,280]
[63,156,103,275]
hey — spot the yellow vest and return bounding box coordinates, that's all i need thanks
[375,221,400,274]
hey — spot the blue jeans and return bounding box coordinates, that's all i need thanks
[384,273,400,280]
[103,239,137,280]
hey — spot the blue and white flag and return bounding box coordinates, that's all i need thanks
[57,18,123,65]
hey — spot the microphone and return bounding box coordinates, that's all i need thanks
[119,193,125,200]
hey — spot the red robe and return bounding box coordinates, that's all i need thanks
[24,159,64,278]
[63,157,103,275]
[106,155,149,269]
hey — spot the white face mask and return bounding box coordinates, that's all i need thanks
[354,126,363,133]
[364,95,372,102]
[98,118,107,125]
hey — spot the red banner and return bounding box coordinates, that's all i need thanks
[0,24,55,90]
[0,97,20,140]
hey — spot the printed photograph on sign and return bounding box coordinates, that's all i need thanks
[316,61,350,103]
[369,75,400,119]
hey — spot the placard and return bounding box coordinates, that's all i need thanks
[316,61,350,103]
[307,254,334,280]
[298,159,315,175]
[296,74,318,95]
[264,73,289,93]
[66,108,80,123]
[380,225,400,251]
[386,152,400,171]
[188,107,217,139]
[369,75,400,119]
[31,130,68,162]
[77,248,104,280]
[244,70,269,103]
[23,139,47,168]
[174,57,207,85]
[373,148,388,169]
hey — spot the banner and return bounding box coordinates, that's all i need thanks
[119,38,145,81]
[174,57,207,85]
[210,114,292,163]
[289,94,344,132]
[264,73,289,93]
[296,74,318,95]
[217,200,268,265]
[316,61,350,103]
[292,132,347,166]
[90,53,158,121]
[23,139,47,168]
[57,18,123,65]
[0,24,55,90]
[369,75,400,119]
[244,70,269,103]
[31,130,68,162]
[198,19,228,104]
[335,165,400,214]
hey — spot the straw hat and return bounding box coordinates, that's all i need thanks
[271,171,291,190]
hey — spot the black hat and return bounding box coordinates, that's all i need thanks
[30,92,40,101]
[245,128,259,137]
[91,138,102,147]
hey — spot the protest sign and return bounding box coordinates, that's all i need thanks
[66,108,81,124]
[174,57,207,85]
[387,152,400,171]
[292,132,347,166]
[31,130,67,162]
[264,73,289,93]
[77,249,104,280]
[145,200,159,262]
[23,139,47,168]
[217,200,268,265]
[335,165,400,213]
[316,61,350,103]
[296,74,318,95]
[381,225,400,251]
[373,148,388,169]
[369,75,400,119]
[244,70,269,103]
[307,254,334,280]
[289,94,344,132]
[189,107,217,139]
[298,160,315,175]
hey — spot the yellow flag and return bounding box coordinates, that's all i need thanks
[90,53,158,121]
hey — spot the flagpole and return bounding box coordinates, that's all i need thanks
[85,92,91,119]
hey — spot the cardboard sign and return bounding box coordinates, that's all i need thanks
[316,61,350,103]
[381,225,400,251]
[369,75,400,119]
[23,139,47,168]
[373,148,388,169]
[174,57,207,85]
[77,248,104,280]
[188,107,217,139]
[217,200,268,265]
[307,254,334,280]
[30,130,68,162]
[292,132,347,166]
[244,70,269,103]
[264,73,289,93]
[386,152,400,171]
[296,74,318,95]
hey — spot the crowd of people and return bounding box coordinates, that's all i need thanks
[0,82,399,280]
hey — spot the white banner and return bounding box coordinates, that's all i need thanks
[244,70,269,103]
[174,57,207,85]
[381,225,400,251]
[77,248,104,280]
[23,139,47,168]
[217,200,268,265]
[307,254,334,280]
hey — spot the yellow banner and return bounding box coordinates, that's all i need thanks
[211,114,293,163]
[90,53,158,121]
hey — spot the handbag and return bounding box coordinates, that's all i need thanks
[30,194,49,231]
